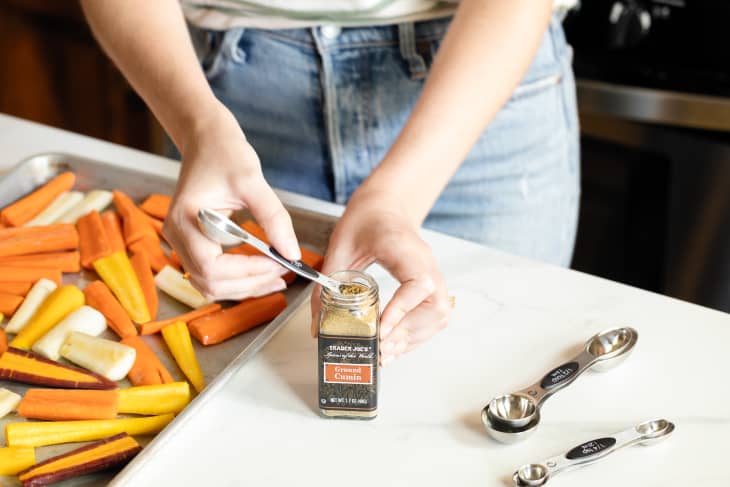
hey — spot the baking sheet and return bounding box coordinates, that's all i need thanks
[0,153,336,486]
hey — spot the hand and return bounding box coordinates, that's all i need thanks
[163,107,301,301]
[310,188,450,366]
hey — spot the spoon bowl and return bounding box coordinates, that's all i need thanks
[481,406,540,444]
[636,418,675,445]
[197,208,249,246]
[486,393,538,429]
[514,463,549,486]
[586,327,638,372]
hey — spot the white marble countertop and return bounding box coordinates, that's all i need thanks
[2,114,729,486]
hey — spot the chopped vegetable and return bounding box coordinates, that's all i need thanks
[0,328,6,355]
[0,172,75,227]
[18,389,118,421]
[154,265,208,309]
[161,321,205,393]
[0,388,21,419]
[0,446,36,476]
[120,336,174,386]
[57,190,113,224]
[142,213,165,238]
[128,235,179,273]
[93,251,151,324]
[0,282,32,296]
[112,190,156,245]
[0,223,79,258]
[24,191,84,227]
[17,433,140,487]
[101,211,126,253]
[0,251,81,273]
[60,332,136,382]
[189,293,287,346]
[0,292,23,316]
[0,348,116,389]
[139,303,221,335]
[6,413,173,447]
[32,305,107,361]
[5,278,57,334]
[0,266,61,286]
[139,194,170,220]
[169,249,182,269]
[117,382,190,415]
[130,252,158,320]
[10,285,85,350]
[83,280,137,339]
[76,210,112,269]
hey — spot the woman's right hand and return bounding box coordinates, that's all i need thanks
[163,106,301,301]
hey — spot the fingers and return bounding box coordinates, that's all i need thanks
[244,181,301,261]
[379,274,435,339]
[190,273,286,301]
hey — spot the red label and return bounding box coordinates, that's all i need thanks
[324,363,372,385]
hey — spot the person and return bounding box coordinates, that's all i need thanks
[80,0,579,366]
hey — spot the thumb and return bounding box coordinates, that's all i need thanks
[309,242,355,338]
[243,178,301,261]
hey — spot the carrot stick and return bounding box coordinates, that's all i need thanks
[92,251,150,324]
[139,303,221,335]
[76,211,112,270]
[128,236,179,273]
[0,251,80,273]
[0,224,79,258]
[142,213,165,239]
[0,282,32,296]
[0,329,7,355]
[0,267,61,286]
[189,293,287,346]
[129,252,158,320]
[18,389,118,421]
[0,293,23,317]
[100,211,125,254]
[0,172,76,227]
[169,249,182,270]
[120,336,174,386]
[139,194,170,220]
[10,285,85,350]
[161,322,205,392]
[112,191,156,245]
[83,281,137,339]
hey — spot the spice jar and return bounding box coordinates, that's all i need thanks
[318,270,379,419]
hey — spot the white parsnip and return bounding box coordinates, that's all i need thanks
[57,190,113,223]
[0,388,21,419]
[154,265,209,309]
[32,306,107,361]
[24,191,84,227]
[60,332,136,381]
[4,278,58,334]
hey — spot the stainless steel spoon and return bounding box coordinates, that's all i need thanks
[197,208,341,292]
[482,326,638,442]
[512,418,675,486]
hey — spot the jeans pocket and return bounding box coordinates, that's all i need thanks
[188,25,247,80]
[510,72,564,102]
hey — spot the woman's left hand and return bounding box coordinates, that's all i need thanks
[310,188,451,366]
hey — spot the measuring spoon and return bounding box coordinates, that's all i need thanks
[482,326,637,441]
[512,418,675,486]
[197,208,342,292]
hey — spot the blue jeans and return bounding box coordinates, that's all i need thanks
[189,16,580,266]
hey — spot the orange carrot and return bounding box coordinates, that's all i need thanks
[0,293,23,316]
[0,329,7,355]
[0,267,61,286]
[139,194,170,220]
[18,389,118,421]
[142,214,165,239]
[83,281,137,339]
[120,336,174,386]
[0,172,75,227]
[0,224,78,258]
[189,293,287,346]
[100,211,125,254]
[112,191,156,245]
[129,252,158,320]
[76,211,112,270]
[0,282,32,296]
[139,303,221,335]
[0,251,80,273]
[128,236,179,273]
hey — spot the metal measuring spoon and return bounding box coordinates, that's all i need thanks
[482,327,638,441]
[512,418,674,486]
[197,208,342,292]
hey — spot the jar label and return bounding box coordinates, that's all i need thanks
[319,334,377,412]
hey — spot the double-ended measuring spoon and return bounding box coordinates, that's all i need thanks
[512,418,675,486]
[197,208,342,292]
[482,326,638,443]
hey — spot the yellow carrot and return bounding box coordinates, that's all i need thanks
[6,413,174,447]
[10,285,85,350]
[161,321,205,393]
[117,382,191,415]
[93,251,150,324]
[0,446,36,475]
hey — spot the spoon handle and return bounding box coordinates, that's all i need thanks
[516,350,596,405]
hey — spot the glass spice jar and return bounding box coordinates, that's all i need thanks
[318,270,379,419]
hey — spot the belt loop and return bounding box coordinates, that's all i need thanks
[398,22,428,80]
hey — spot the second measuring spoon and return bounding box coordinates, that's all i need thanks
[197,208,342,292]
[482,326,638,442]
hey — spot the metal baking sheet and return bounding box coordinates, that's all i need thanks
[0,153,336,486]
